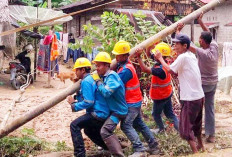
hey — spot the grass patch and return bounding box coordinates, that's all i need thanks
[0,128,71,157]
[155,130,191,156]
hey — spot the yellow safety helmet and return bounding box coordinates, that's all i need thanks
[151,42,171,56]
[93,52,112,64]
[72,57,91,71]
[112,40,130,55]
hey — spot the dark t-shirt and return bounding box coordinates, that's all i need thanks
[150,54,166,80]
[15,51,31,73]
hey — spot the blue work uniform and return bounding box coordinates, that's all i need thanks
[97,70,128,124]
[73,73,110,120]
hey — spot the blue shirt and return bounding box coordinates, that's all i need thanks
[73,74,110,120]
[98,70,128,117]
[117,60,142,108]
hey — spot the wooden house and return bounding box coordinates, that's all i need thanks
[59,0,194,38]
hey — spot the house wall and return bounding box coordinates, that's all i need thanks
[182,1,232,46]
[65,10,104,38]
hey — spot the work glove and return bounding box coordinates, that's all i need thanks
[91,71,100,81]
[91,71,102,86]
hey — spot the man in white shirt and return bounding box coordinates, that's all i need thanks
[177,13,218,143]
[155,34,205,153]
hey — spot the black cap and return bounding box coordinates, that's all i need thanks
[172,33,190,45]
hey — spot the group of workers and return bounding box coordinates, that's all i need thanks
[66,13,218,157]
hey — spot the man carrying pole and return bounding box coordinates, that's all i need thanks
[112,40,159,156]
[92,52,128,157]
[187,13,218,143]
[136,42,179,134]
[67,57,110,157]
[155,34,205,153]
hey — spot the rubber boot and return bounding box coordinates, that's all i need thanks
[104,135,125,157]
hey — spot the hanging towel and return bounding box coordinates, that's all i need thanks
[222,42,232,67]
[43,35,53,45]
[55,32,60,40]
[63,33,69,45]
[50,34,59,61]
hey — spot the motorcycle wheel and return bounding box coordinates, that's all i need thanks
[11,74,27,90]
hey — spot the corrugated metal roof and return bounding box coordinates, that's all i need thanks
[204,22,219,28]
[114,9,172,27]
[59,0,94,10]
[198,0,212,3]
[225,22,232,26]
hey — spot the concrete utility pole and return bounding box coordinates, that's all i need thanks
[48,0,51,9]
[0,0,227,138]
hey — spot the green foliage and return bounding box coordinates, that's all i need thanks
[0,136,43,157]
[174,15,184,22]
[39,25,63,35]
[79,11,166,55]
[55,141,71,151]
[0,128,72,156]
[133,11,165,40]
[21,0,38,6]
[68,36,95,54]
[0,128,43,157]
[21,128,35,136]
[52,0,81,8]
[21,0,81,8]
[194,41,200,48]
[156,131,191,156]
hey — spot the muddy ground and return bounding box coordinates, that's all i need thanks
[0,64,232,156]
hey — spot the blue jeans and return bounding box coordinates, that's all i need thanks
[152,96,179,131]
[121,107,158,152]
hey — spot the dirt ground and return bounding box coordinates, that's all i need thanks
[0,63,232,156]
[0,64,83,147]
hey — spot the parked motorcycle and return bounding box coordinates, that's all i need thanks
[8,44,34,90]
[9,61,31,90]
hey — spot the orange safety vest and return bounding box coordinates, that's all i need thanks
[118,61,143,103]
[150,65,172,100]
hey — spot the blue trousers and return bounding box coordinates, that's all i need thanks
[152,96,179,131]
[121,107,158,152]
[70,113,107,157]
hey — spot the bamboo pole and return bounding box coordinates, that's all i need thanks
[128,0,226,58]
[48,0,51,9]
[0,81,81,138]
[0,0,226,138]
[0,0,119,37]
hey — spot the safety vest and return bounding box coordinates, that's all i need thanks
[118,61,143,103]
[150,65,172,100]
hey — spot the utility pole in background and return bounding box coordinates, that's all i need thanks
[48,0,51,9]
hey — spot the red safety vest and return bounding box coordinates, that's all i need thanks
[118,61,143,103]
[150,65,172,100]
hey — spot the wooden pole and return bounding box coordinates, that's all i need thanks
[0,0,226,138]
[33,27,38,81]
[191,21,195,42]
[128,0,226,59]
[0,0,119,37]
[47,0,51,9]
[0,80,81,138]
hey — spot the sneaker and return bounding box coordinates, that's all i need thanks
[128,151,146,157]
[206,135,215,143]
[150,128,165,135]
